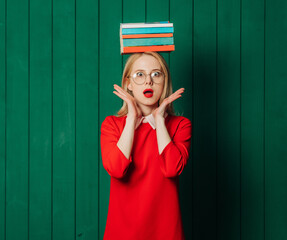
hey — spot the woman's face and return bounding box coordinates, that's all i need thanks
[127,54,165,109]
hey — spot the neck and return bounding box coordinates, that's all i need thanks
[137,102,158,117]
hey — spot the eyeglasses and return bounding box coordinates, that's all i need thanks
[128,70,165,85]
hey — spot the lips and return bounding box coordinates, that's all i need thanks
[143,89,154,94]
[143,88,154,98]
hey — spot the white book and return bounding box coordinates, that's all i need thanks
[121,22,173,29]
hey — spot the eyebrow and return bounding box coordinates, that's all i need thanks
[135,68,161,72]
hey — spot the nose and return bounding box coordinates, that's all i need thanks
[145,74,153,85]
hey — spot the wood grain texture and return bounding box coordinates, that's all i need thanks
[193,0,217,239]
[217,0,241,239]
[0,0,5,238]
[6,0,29,239]
[99,0,123,238]
[29,0,52,239]
[170,0,193,239]
[0,0,286,239]
[265,0,287,240]
[76,0,99,239]
[241,0,265,239]
[52,0,75,239]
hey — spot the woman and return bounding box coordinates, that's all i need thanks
[100,51,192,240]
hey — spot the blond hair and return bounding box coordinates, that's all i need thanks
[116,51,177,117]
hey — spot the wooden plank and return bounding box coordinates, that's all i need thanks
[170,0,193,239]
[29,0,52,239]
[52,0,75,239]
[0,0,6,238]
[99,0,122,238]
[146,0,170,65]
[193,0,217,238]
[265,0,287,239]
[75,0,99,239]
[217,0,241,239]
[241,0,265,239]
[6,0,29,239]
[122,0,146,70]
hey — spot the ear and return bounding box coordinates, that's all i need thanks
[127,78,133,91]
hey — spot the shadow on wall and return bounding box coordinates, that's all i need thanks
[179,46,240,239]
[179,48,241,239]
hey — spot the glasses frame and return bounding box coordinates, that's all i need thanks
[128,70,165,85]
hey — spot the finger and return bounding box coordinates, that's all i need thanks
[113,90,127,101]
[113,90,134,108]
[113,86,131,99]
[159,91,184,110]
[168,92,182,101]
[113,91,129,102]
[114,84,129,96]
[113,90,124,99]
[173,88,184,93]
[114,88,126,97]
[176,88,185,92]
[158,98,170,110]
[173,88,185,95]
[169,94,182,103]
[114,85,134,102]
[172,92,183,99]
[169,89,184,98]
[165,94,182,104]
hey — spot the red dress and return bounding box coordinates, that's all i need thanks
[100,114,192,240]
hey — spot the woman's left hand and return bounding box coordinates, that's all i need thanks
[152,88,185,121]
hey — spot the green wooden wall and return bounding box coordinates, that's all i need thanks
[0,0,286,239]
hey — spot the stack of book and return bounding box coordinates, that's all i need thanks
[120,21,175,55]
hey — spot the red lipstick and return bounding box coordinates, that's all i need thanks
[143,89,154,98]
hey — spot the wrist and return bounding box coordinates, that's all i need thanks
[155,115,165,123]
[126,115,137,125]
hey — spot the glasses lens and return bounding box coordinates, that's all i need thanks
[133,72,146,84]
[132,71,164,84]
[151,71,164,83]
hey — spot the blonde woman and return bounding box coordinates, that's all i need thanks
[100,51,192,240]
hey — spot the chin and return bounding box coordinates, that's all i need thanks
[137,98,157,107]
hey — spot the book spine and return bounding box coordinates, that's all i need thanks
[122,21,169,25]
[120,24,123,53]
[122,27,174,35]
[122,45,175,54]
[122,33,173,39]
[121,22,173,28]
[123,37,174,47]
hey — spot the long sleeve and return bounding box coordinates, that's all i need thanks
[158,117,192,178]
[100,116,132,179]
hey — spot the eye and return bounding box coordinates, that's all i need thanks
[136,72,144,77]
[151,71,161,77]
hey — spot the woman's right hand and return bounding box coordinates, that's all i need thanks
[113,84,142,121]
